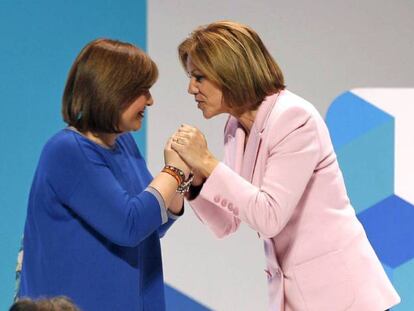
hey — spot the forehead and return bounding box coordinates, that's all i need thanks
[185,56,201,73]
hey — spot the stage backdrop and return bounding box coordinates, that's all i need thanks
[1,1,414,310]
[148,1,413,310]
[0,1,149,309]
[326,88,414,310]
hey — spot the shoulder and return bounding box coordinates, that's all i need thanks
[266,90,326,136]
[41,129,82,161]
[255,91,328,157]
[35,130,86,195]
[273,90,322,122]
[39,129,102,170]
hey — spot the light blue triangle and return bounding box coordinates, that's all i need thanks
[326,91,394,150]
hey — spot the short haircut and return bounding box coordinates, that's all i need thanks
[62,38,158,133]
[178,21,285,115]
[10,296,80,311]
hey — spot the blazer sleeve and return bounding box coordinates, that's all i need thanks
[188,116,241,238]
[189,194,241,238]
[44,138,165,248]
[197,107,321,238]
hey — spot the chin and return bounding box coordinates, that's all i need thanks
[203,113,213,119]
[203,111,219,119]
[128,123,142,132]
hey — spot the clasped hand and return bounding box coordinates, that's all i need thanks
[170,124,219,181]
[164,137,191,179]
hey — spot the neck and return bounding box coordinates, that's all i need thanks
[236,109,257,135]
[69,126,118,149]
[86,131,118,149]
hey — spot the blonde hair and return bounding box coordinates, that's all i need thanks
[178,21,285,115]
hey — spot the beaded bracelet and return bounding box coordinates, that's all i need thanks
[162,165,194,194]
[177,174,194,195]
[162,165,184,185]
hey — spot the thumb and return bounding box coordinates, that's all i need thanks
[165,137,173,149]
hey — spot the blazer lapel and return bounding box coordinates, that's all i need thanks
[233,126,247,175]
[241,129,262,182]
[241,93,280,182]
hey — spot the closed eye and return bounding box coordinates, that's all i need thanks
[194,74,205,82]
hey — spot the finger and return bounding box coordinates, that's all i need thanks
[178,124,197,132]
[171,141,185,153]
[177,127,192,134]
[171,137,185,145]
[165,137,173,149]
[174,132,191,140]
[184,124,199,132]
[180,123,192,128]
[176,133,193,144]
[172,136,182,144]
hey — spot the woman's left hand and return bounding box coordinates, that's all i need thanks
[171,124,219,178]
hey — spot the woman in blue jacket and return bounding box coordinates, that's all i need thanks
[18,38,191,311]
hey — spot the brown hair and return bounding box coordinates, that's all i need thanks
[10,296,80,311]
[178,21,285,115]
[62,38,158,133]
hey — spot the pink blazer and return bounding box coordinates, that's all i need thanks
[189,90,400,310]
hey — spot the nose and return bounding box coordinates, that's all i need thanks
[187,78,199,95]
[146,92,154,106]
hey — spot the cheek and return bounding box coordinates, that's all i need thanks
[216,94,225,109]
[130,109,139,118]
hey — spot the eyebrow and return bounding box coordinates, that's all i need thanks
[189,70,203,75]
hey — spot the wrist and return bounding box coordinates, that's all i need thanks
[191,172,205,187]
[162,165,186,185]
[162,165,194,195]
[166,162,190,179]
[185,181,205,201]
[199,153,219,178]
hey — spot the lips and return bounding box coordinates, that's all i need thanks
[138,110,145,118]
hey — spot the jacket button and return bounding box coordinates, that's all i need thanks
[221,199,227,207]
[214,195,221,203]
[228,203,233,211]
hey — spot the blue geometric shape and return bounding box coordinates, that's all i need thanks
[382,262,394,283]
[165,284,211,310]
[326,91,394,150]
[357,195,414,268]
[392,259,414,311]
[336,120,394,213]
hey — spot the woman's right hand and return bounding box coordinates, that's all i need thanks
[164,138,191,178]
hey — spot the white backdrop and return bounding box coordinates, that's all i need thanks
[147,1,414,309]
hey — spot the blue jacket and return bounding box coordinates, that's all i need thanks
[19,129,177,311]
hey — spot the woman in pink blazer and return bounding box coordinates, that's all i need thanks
[171,21,400,310]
